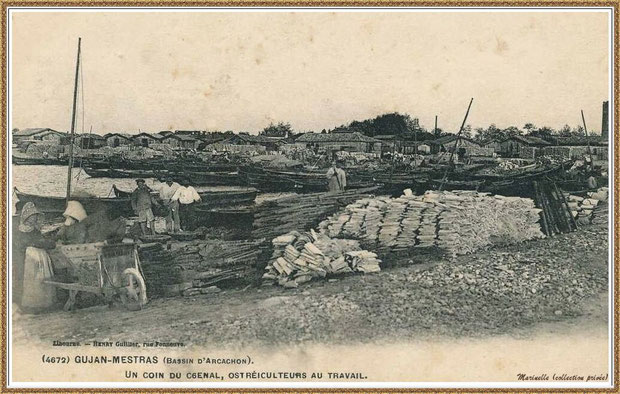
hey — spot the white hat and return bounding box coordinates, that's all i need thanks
[63,200,87,225]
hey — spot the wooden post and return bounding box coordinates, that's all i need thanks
[533,181,551,236]
[581,110,594,168]
[540,184,559,235]
[554,181,578,231]
[65,37,81,205]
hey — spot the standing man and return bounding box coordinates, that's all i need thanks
[155,177,181,234]
[326,160,346,193]
[131,178,155,236]
[171,182,202,231]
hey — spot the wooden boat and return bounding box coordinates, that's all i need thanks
[83,165,242,186]
[177,171,242,186]
[83,166,161,179]
[12,155,73,166]
[112,185,258,207]
[15,183,258,218]
[82,158,238,173]
[239,166,374,192]
[14,187,134,216]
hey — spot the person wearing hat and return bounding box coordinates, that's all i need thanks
[56,200,89,244]
[12,202,56,307]
[326,160,346,193]
[131,178,155,236]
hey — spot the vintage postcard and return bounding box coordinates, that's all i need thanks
[3,5,617,391]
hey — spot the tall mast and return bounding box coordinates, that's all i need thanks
[438,98,474,191]
[580,110,594,168]
[65,37,81,204]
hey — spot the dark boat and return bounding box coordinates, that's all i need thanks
[177,171,242,186]
[12,155,73,166]
[83,165,242,186]
[82,166,162,179]
[239,166,374,192]
[112,185,257,207]
[14,187,134,216]
[15,183,258,219]
[82,158,239,173]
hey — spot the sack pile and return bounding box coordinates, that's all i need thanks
[565,187,608,225]
[319,190,544,256]
[263,230,381,288]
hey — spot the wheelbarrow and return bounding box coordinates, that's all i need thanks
[45,242,148,311]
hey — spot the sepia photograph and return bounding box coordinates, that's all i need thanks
[4,6,616,389]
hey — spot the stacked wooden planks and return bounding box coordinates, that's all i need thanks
[250,187,380,241]
[139,239,266,297]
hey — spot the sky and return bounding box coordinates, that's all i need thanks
[10,10,610,135]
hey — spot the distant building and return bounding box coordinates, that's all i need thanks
[374,135,400,154]
[543,136,608,161]
[499,135,550,158]
[373,133,432,154]
[161,134,200,150]
[480,137,503,154]
[219,134,283,151]
[75,134,106,149]
[104,133,132,147]
[428,135,488,156]
[294,132,381,153]
[12,128,64,143]
[174,130,203,136]
[131,132,164,147]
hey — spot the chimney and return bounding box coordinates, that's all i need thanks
[601,101,609,139]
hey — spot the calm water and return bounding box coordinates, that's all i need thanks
[12,165,144,198]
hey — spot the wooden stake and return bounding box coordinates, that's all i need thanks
[554,182,578,231]
[533,181,551,236]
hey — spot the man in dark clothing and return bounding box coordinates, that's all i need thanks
[12,202,56,306]
[131,179,155,236]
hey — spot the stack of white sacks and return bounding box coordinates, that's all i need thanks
[263,229,381,288]
[566,187,608,224]
[319,189,545,256]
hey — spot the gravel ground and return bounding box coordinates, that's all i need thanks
[13,220,609,347]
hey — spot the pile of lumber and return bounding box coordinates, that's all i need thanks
[263,230,381,288]
[251,187,379,241]
[139,239,265,297]
[138,243,181,298]
[319,190,544,256]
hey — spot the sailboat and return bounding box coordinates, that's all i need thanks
[14,39,257,215]
[12,38,130,215]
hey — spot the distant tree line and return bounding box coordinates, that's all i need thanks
[470,123,588,142]
[198,114,594,143]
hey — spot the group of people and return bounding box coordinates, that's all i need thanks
[130,177,201,236]
[12,200,127,311]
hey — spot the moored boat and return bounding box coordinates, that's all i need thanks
[112,185,258,207]
[13,187,134,216]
